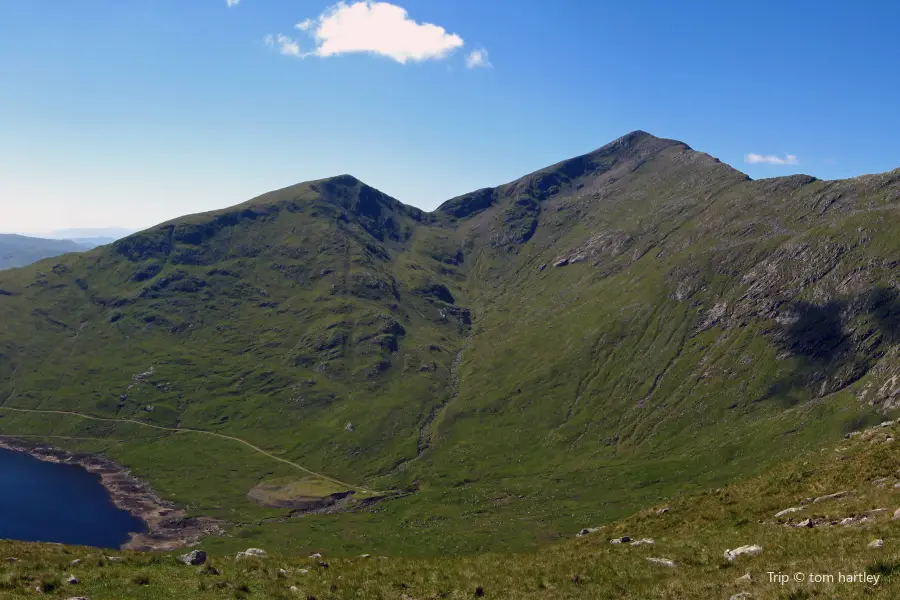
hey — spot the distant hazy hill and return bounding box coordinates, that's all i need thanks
[0,234,85,269]
[69,237,118,249]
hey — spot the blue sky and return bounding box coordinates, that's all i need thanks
[2,0,899,234]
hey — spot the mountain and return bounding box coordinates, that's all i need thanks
[1,131,900,557]
[0,234,86,270]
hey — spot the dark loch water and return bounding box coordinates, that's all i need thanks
[0,448,145,548]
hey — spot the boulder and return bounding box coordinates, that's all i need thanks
[655,507,670,515]
[796,519,814,528]
[868,539,885,549]
[178,550,207,566]
[724,545,762,561]
[631,538,655,546]
[774,507,802,518]
[646,557,676,568]
[71,559,81,566]
[309,553,323,559]
[894,508,900,520]
[236,548,267,560]
[66,575,80,585]
[576,527,601,537]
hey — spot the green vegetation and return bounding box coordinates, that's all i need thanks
[1,130,900,565]
[2,417,899,598]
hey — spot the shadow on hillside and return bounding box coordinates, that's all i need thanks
[762,286,900,406]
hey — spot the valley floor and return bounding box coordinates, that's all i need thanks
[2,419,900,599]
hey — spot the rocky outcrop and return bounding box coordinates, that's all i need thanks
[724,545,762,561]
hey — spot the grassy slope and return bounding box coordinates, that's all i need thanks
[2,417,899,599]
[1,133,900,557]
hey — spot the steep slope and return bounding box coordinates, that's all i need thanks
[2,132,900,555]
[0,234,85,269]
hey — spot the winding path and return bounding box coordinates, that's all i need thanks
[0,406,376,494]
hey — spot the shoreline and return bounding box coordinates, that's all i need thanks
[0,436,225,551]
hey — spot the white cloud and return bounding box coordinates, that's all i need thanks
[269,2,464,64]
[465,48,491,69]
[744,153,799,165]
[225,0,240,7]
[264,34,302,58]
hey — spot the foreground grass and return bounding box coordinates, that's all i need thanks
[3,420,900,599]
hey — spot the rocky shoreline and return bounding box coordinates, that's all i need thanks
[0,436,224,551]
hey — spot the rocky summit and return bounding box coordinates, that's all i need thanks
[2,130,900,565]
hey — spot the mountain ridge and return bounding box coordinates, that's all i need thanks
[2,129,900,557]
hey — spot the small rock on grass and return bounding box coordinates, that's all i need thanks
[729,593,753,600]
[610,536,632,544]
[236,548,267,560]
[646,557,676,568]
[868,539,885,549]
[724,545,762,561]
[893,508,900,520]
[631,538,655,546]
[178,550,207,566]
[812,491,850,504]
[65,597,90,600]
[774,507,803,518]
[735,572,752,584]
[66,575,80,585]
